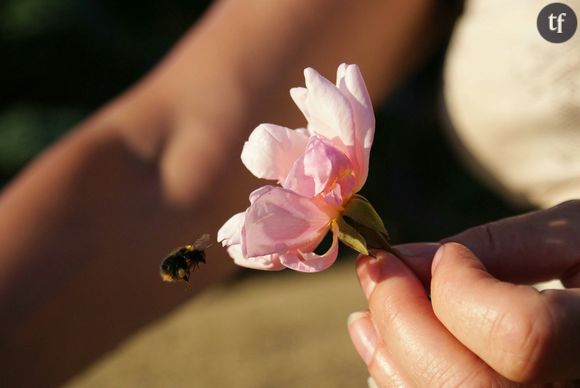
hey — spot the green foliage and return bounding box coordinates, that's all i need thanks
[0,105,84,175]
[0,0,75,38]
[336,217,369,256]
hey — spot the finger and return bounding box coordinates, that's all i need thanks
[356,253,506,386]
[348,311,413,387]
[443,200,580,285]
[356,245,440,298]
[431,243,580,382]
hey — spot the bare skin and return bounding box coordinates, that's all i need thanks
[0,0,450,386]
[350,200,580,386]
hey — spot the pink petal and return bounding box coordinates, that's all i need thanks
[293,68,355,150]
[243,187,332,257]
[319,177,356,208]
[283,136,354,200]
[290,87,309,120]
[336,63,347,85]
[249,185,276,204]
[336,64,373,132]
[279,222,340,272]
[241,123,308,182]
[336,64,375,190]
[218,213,286,271]
[227,245,285,271]
[217,211,246,246]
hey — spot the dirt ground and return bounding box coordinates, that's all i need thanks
[66,257,369,388]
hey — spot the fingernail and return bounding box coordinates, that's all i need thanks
[348,311,378,366]
[356,256,384,299]
[432,244,446,274]
[367,376,379,388]
[396,242,440,258]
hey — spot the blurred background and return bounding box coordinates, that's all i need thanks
[0,1,519,386]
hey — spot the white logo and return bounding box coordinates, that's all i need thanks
[548,12,567,33]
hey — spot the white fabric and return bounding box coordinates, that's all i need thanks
[444,0,580,210]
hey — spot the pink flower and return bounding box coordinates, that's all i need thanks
[218,63,375,272]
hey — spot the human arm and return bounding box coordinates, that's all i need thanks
[349,200,580,385]
[0,0,452,386]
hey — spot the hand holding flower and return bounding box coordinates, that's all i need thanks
[349,201,580,386]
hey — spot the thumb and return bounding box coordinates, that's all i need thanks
[443,200,580,287]
[431,242,580,382]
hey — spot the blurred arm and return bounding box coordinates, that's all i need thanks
[0,0,453,385]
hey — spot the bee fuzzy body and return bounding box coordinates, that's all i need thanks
[160,234,211,283]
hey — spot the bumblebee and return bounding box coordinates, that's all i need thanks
[160,234,211,283]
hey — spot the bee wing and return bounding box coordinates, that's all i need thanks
[193,233,212,250]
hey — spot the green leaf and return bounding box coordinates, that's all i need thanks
[336,217,369,255]
[342,194,398,256]
[343,195,390,239]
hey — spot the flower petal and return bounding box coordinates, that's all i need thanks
[283,136,354,200]
[249,185,276,204]
[292,68,355,150]
[227,245,285,271]
[319,179,355,209]
[279,222,339,272]
[290,87,309,119]
[217,211,246,246]
[336,64,373,135]
[336,63,375,189]
[241,123,308,182]
[243,187,332,257]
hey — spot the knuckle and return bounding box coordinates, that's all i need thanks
[370,291,403,327]
[487,293,553,382]
[369,289,425,332]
